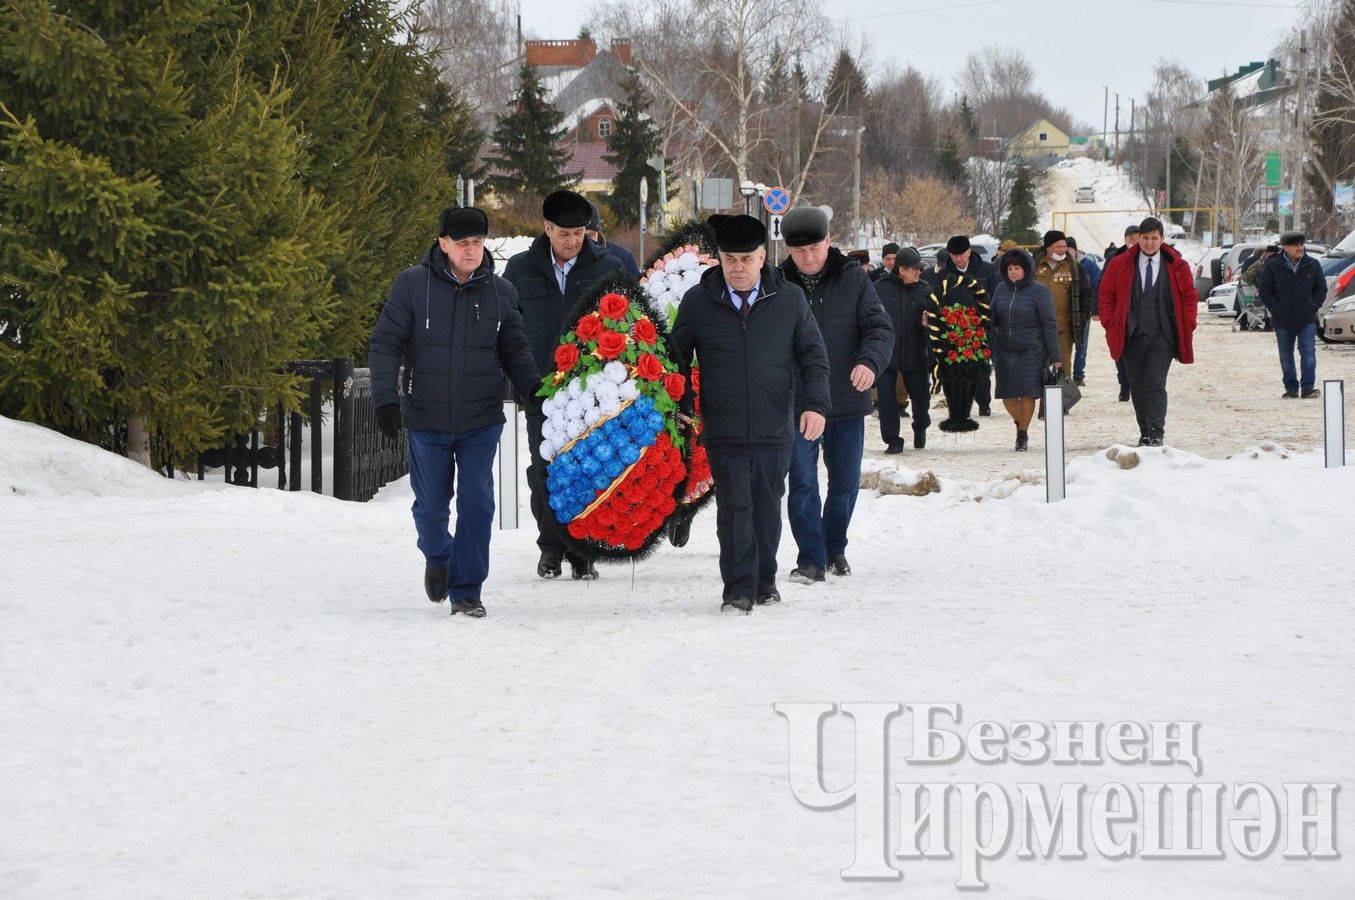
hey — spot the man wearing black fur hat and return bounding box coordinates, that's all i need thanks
[779,206,893,584]
[1033,230,1092,377]
[369,207,541,618]
[668,215,831,615]
[933,234,997,415]
[504,189,624,581]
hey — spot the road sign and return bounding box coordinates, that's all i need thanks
[639,177,649,204]
[700,178,734,211]
[764,187,790,214]
[1265,152,1282,188]
[769,214,784,242]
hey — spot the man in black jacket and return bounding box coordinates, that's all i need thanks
[870,242,900,283]
[934,235,997,415]
[368,207,541,618]
[875,247,934,452]
[1258,232,1327,398]
[503,190,624,581]
[586,202,641,277]
[668,215,831,614]
[779,207,893,583]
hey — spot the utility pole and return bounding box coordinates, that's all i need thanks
[1129,98,1136,178]
[1103,85,1109,161]
[1293,35,1309,230]
[853,123,864,248]
[1114,93,1121,167]
[791,95,801,194]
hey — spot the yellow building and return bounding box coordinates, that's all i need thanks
[1009,118,1070,160]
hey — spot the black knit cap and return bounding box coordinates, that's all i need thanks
[587,202,602,233]
[782,206,829,247]
[543,190,593,228]
[439,206,489,239]
[714,215,767,253]
[1042,229,1067,249]
[882,242,900,257]
[894,247,923,271]
[945,234,971,254]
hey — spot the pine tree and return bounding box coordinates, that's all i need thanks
[824,50,870,117]
[793,55,811,102]
[960,96,978,139]
[937,135,968,191]
[763,42,791,104]
[425,80,487,182]
[0,0,454,467]
[602,68,663,229]
[485,62,577,201]
[1002,165,1040,244]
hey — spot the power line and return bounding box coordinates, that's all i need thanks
[840,0,1008,21]
[1141,0,1323,7]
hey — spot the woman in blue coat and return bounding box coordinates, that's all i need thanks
[991,248,1062,451]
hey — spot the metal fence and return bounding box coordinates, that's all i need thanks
[197,358,407,502]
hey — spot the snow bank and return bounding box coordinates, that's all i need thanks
[0,415,191,500]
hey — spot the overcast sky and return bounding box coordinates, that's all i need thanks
[513,0,1306,135]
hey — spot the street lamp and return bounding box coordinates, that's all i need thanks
[740,180,756,215]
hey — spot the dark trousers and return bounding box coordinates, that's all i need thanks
[1120,333,1175,441]
[788,416,864,569]
[408,425,502,600]
[939,365,986,425]
[1074,321,1091,380]
[1116,358,1131,391]
[525,410,585,563]
[1274,322,1317,392]
[878,367,931,443]
[975,369,992,411]
[706,443,792,601]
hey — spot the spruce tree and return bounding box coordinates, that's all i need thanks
[793,56,811,103]
[763,42,791,104]
[937,135,968,191]
[824,50,870,117]
[485,62,577,201]
[602,69,663,229]
[426,80,487,182]
[960,96,978,139]
[0,0,453,467]
[1003,165,1040,245]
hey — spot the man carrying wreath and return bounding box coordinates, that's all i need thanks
[668,215,830,615]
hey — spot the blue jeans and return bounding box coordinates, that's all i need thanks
[788,416,865,569]
[1273,322,1317,393]
[1073,321,1090,380]
[408,424,503,600]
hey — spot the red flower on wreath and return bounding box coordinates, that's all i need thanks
[575,313,604,342]
[663,372,685,401]
[596,330,627,360]
[690,367,701,393]
[554,343,579,371]
[599,293,630,320]
[636,353,664,381]
[633,317,658,345]
[947,350,959,361]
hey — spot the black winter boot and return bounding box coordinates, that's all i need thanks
[424,565,448,603]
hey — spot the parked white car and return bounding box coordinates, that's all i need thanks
[1206,282,1238,317]
[1320,295,1355,342]
[1075,186,1095,203]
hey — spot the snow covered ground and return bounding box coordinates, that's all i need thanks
[4,323,1355,896]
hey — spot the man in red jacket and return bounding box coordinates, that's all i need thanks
[1096,217,1198,446]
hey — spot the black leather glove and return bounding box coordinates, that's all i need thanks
[376,403,401,440]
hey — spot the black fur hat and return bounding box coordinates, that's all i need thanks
[714,215,767,253]
[439,207,489,239]
[543,190,593,228]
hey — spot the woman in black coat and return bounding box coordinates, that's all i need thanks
[991,249,1061,451]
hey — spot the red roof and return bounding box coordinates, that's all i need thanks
[566,142,618,182]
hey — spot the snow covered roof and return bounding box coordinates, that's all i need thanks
[561,98,617,135]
